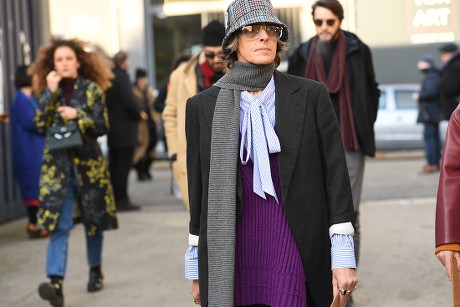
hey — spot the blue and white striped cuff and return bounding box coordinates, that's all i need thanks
[331,234,356,269]
[184,245,199,280]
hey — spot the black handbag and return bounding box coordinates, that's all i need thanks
[46,122,83,151]
[417,103,432,123]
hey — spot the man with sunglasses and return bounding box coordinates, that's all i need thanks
[162,20,226,210]
[288,0,380,296]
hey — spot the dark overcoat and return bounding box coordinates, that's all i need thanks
[439,53,460,120]
[287,30,380,157]
[34,77,118,235]
[105,67,140,148]
[417,67,441,124]
[186,71,355,307]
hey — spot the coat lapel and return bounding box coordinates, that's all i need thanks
[203,87,218,129]
[274,71,307,204]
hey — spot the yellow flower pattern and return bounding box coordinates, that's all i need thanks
[34,77,118,235]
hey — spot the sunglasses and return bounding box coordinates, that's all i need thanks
[204,52,220,59]
[313,19,337,27]
[240,24,282,40]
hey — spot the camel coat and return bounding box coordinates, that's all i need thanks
[162,52,206,209]
[132,85,157,164]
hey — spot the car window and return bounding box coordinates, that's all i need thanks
[395,90,417,110]
[378,91,386,109]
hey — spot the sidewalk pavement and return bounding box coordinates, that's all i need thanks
[0,156,453,307]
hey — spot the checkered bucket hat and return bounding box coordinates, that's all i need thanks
[223,0,289,47]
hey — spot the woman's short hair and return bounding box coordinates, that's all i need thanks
[221,32,288,69]
[113,51,128,67]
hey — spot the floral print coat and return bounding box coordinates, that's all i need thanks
[34,77,118,235]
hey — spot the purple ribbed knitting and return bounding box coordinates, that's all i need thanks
[234,153,307,307]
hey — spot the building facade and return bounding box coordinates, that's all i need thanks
[1,0,459,222]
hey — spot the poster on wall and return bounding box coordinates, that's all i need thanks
[408,0,458,44]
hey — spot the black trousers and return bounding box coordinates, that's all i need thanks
[108,146,134,203]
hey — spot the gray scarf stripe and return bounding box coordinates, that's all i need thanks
[208,61,275,306]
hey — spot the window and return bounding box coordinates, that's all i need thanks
[378,91,387,109]
[395,90,417,110]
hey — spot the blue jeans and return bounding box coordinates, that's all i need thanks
[46,176,103,277]
[423,123,441,166]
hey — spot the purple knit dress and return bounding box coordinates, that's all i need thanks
[234,153,307,307]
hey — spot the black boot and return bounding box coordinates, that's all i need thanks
[87,266,104,292]
[134,160,147,181]
[143,157,154,180]
[38,278,64,307]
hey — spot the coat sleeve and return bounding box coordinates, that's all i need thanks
[436,107,460,247]
[13,95,40,133]
[440,62,460,97]
[162,69,180,159]
[34,88,59,133]
[315,83,356,225]
[75,83,109,137]
[362,44,380,124]
[419,73,440,102]
[185,96,202,242]
[115,72,141,120]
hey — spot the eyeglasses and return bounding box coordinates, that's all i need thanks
[240,24,282,40]
[313,19,337,27]
[204,52,220,59]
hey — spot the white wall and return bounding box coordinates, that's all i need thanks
[48,0,147,81]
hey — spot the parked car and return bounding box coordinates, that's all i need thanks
[374,84,447,150]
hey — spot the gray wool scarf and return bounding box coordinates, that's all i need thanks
[208,61,275,306]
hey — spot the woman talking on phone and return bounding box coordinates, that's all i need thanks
[29,38,117,307]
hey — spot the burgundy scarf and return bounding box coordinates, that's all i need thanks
[304,31,359,151]
[60,78,76,105]
[200,61,216,89]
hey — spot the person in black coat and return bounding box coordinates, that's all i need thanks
[105,51,142,211]
[438,43,460,120]
[414,54,442,174]
[287,0,380,278]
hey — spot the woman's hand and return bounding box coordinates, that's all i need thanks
[140,111,148,120]
[46,70,62,93]
[191,279,200,305]
[57,106,78,120]
[332,268,358,307]
[436,250,460,280]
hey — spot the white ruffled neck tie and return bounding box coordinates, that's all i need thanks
[240,79,280,203]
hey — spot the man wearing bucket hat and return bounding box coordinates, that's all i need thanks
[184,0,357,306]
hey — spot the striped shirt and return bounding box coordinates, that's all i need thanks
[185,77,355,280]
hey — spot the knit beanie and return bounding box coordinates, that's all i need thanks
[135,68,147,79]
[418,54,435,67]
[14,65,32,89]
[439,43,458,53]
[202,20,225,47]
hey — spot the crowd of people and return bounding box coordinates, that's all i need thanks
[3,37,164,306]
[1,0,460,306]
